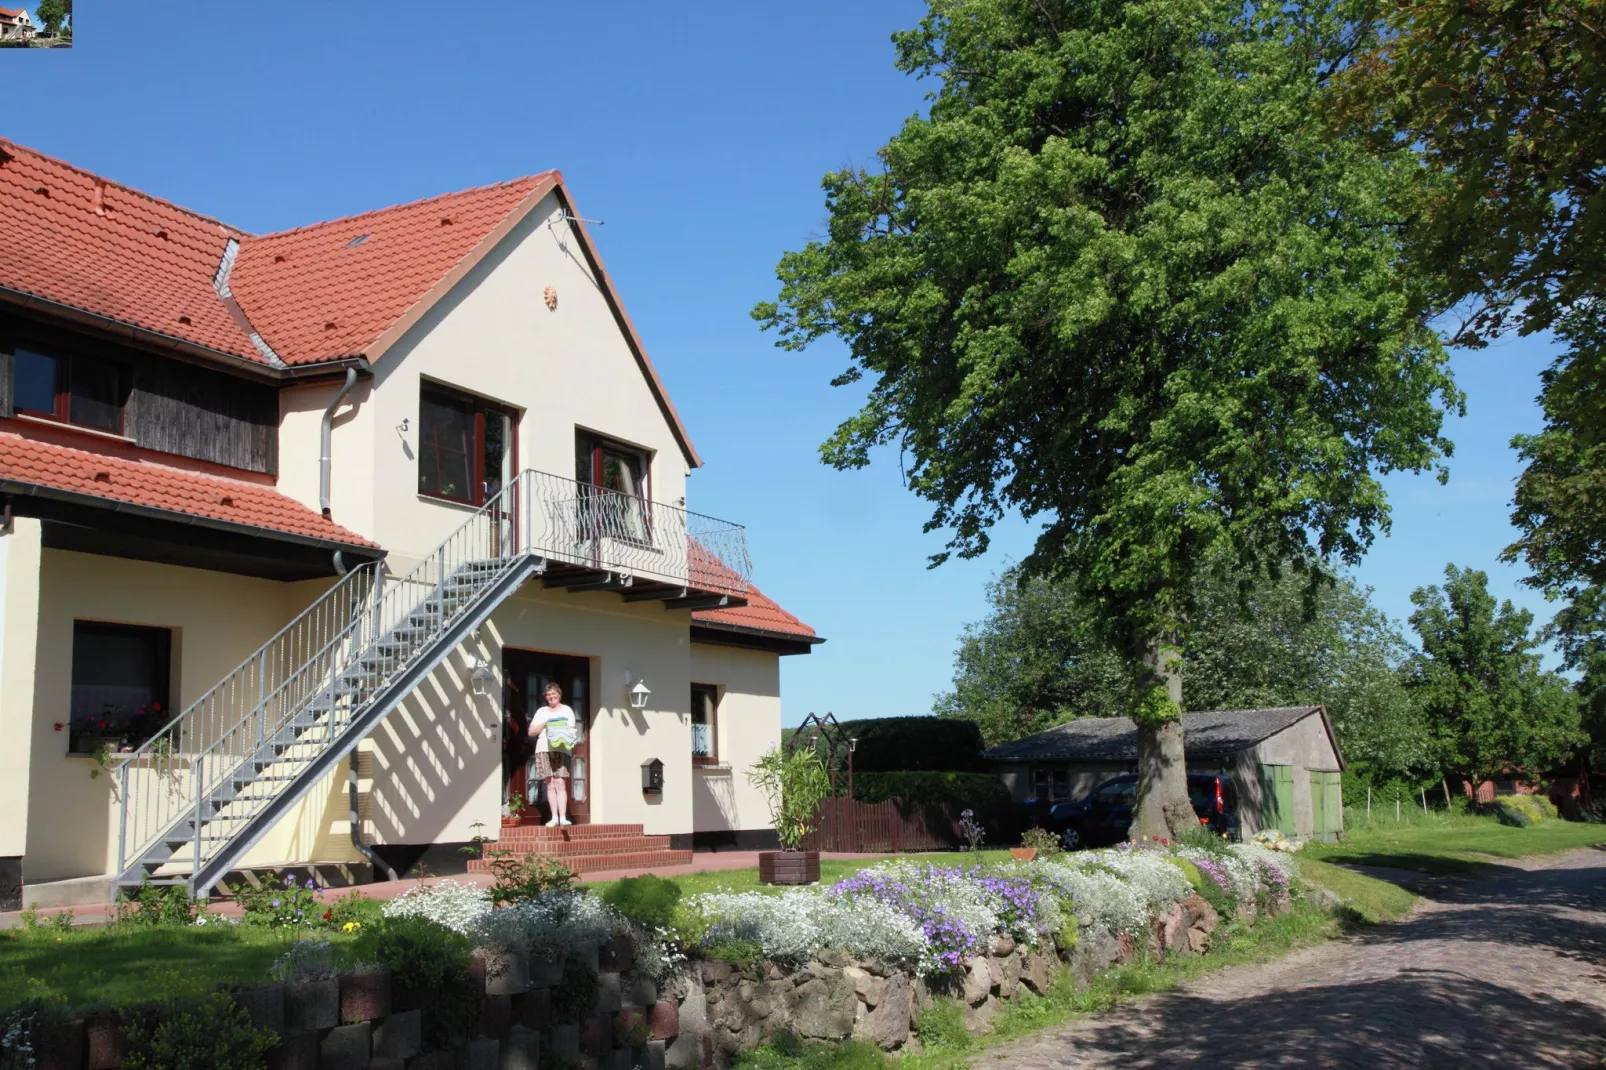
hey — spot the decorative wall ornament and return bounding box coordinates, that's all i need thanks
[543,285,558,310]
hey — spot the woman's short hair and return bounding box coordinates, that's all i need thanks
[543,682,563,699]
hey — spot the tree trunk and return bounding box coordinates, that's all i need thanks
[1129,635,1195,841]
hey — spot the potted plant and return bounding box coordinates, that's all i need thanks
[747,746,830,885]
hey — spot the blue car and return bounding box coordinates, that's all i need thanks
[1047,773,1241,849]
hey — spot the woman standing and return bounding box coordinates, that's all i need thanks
[526,682,576,827]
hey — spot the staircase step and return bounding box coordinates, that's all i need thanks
[467,849,693,877]
[491,823,646,841]
[481,836,673,856]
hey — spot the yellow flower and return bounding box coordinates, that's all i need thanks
[342,921,361,933]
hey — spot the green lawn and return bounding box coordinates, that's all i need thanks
[1294,857,1418,924]
[582,850,1016,898]
[0,926,354,1011]
[1302,811,1606,878]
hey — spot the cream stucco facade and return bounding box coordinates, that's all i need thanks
[5,179,813,903]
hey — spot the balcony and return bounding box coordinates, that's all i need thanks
[507,469,751,609]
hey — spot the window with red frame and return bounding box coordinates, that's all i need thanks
[575,431,651,542]
[14,347,125,433]
[418,383,515,505]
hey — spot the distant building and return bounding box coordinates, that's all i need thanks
[0,7,35,40]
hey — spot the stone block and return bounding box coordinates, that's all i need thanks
[625,976,657,1007]
[550,1022,581,1060]
[677,987,707,1035]
[663,1032,702,1070]
[961,959,991,1006]
[868,974,913,1051]
[84,1012,126,1070]
[462,1037,500,1070]
[988,934,1015,956]
[642,1039,667,1070]
[700,960,732,985]
[963,994,1000,1034]
[340,970,392,1023]
[267,1030,320,1070]
[373,1010,422,1060]
[515,988,551,1030]
[480,994,513,1040]
[785,975,856,1041]
[569,940,600,974]
[501,1024,540,1070]
[595,971,623,1015]
[649,999,680,1040]
[1187,927,1210,954]
[285,978,341,1032]
[842,966,884,1008]
[234,983,286,1034]
[1021,950,1056,995]
[392,986,438,1014]
[484,947,530,997]
[598,933,635,974]
[469,949,489,992]
[317,1021,371,1070]
[816,950,850,968]
[580,1013,614,1056]
[32,1017,84,1070]
[526,949,566,989]
[998,952,1021,999]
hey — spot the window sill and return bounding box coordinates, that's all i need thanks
[417,492,484,513]
[693,763,731,774]
[14,412,136,445]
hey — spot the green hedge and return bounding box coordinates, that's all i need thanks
[793,717,987,773]
[839,771,1009,808]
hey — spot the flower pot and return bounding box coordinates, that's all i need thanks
[758,850,820,885]
[1010,847,1038,861]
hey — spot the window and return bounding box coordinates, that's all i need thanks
[69,621,171,753]
[418,384,515,505]
[691,684,719,765]
[1031,767,1070,802]
[576,431,651,542]
[14,348,125,433]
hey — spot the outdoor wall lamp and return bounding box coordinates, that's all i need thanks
[630,680,652,709]
[469,658,494,697]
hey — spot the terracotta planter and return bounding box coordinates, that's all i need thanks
[758,850,820,885]
[1010,847,1038,861]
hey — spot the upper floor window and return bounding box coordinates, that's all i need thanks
[418,383,514,506]
[576,431,651,541]
[14,347,124,434]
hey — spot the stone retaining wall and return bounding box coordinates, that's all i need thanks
[24,891,1287,1070]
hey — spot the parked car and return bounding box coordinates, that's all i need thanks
[1046,773,1240,849]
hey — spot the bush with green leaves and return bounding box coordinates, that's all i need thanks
[115,875,200,927]
[351,916,476,1048]
[551,956,599,1024]
[121,993,276,1070]
[1020,827,1063,857]
[229,872,324,928]
[914,999,972,1052]
[846,771,1010,807]
[601,875,682,931]
[1492,795,1559,827]
[485,852,577,907]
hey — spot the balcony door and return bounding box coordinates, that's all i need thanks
[504,648,592,824]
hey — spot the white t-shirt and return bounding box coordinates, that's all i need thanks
[533,703,576,751]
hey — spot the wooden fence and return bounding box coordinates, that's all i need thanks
[801,797,1018,854]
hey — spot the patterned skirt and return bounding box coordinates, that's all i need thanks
[533,748,571,779]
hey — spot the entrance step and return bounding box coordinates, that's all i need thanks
[470,824,690,876]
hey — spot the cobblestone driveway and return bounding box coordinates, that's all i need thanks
[978,846,1606,1068]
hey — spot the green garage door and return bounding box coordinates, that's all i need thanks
[1310,771,1343,842]
[1258,764,1295,837]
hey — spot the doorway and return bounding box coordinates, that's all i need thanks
[504,648,592,824]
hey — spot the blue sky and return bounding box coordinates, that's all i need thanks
[0,1,1565,725]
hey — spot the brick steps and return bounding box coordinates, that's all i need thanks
[467,849,693,876]
[473,822,688,876]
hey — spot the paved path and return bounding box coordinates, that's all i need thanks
[980,846,1606,1069]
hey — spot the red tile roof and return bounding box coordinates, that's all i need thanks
[0,432,376,547]
[0,8,27,18]
[694,583,818,641]
[0,138,259,360]
[228,176,553,365]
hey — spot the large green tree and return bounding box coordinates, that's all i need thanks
[938,565,1429,776]
[756,0,1458,837]
[34,0,65,35]
[1335,0,1606,749]
[1405,565,1583,798]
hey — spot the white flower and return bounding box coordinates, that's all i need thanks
[1036,860,1148,936]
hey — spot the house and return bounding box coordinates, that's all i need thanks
[0,137,823,909]
[982,706,1345,841]
[0,7,34,39]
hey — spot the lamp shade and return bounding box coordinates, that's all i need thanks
[629,680,651,709]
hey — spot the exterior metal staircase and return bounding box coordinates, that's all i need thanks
[111,469,750,897]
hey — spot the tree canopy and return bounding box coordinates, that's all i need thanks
[756,0,1458,835]
[937,564,1429,777]
[1405,565,1583,795]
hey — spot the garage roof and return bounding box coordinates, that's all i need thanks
[982,706,1341,766]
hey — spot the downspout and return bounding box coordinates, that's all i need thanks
[351,758,398,883]
[320,368,358,518]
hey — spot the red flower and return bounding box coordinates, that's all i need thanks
[322,909,332,922]
[153,703,162,712]
[53,722,63,732]
[96,719,107,729]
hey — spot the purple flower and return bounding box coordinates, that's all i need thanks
[271,898,281,908]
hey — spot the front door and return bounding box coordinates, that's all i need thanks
[504,648,592,824]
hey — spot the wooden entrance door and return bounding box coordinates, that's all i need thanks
[504,648,592,824]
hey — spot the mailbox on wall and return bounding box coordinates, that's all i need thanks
[641,758,664,797]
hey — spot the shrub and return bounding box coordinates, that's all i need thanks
[1020,827,1063,857]
[845,771,1010,807]
[601,875,682,931]
[270,939,337,982]
[807,717,987,773]
[229,872,323,929]
[325,890,383,932]
[1492,799,1533,827]
[1167,854,1234,918]
[121,994,276,1070]
[115,875,199,927]
[551,956,599,1024]
[485,852,576,906]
